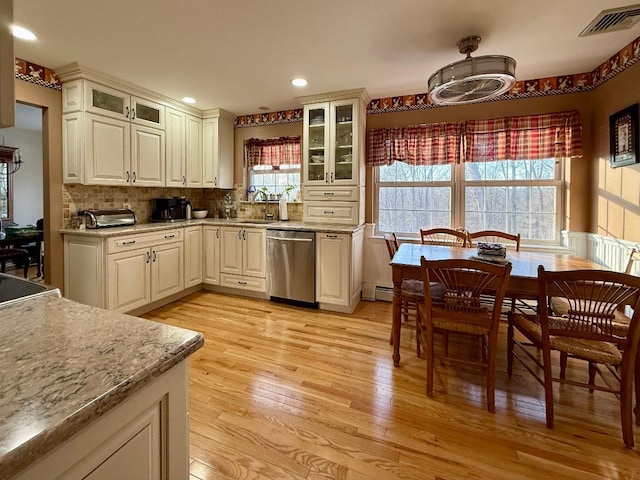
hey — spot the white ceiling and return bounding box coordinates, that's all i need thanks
[12,0,640,116]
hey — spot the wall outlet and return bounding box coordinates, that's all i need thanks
[123,203,131,210]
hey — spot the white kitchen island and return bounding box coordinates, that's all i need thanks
[0,294,203,480]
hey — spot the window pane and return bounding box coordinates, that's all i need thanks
[379,161,451,183]
[465,159,555,181]
[465,186,556,240]
[0,164,7,219]
[250,168,300,200]
[378,186,451,235]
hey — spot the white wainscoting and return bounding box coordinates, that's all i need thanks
[362,225,640,302]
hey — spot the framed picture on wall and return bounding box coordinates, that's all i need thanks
[610,104,639,168]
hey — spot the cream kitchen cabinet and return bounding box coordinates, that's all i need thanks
[202,109,234,189]
[60,73,166,186]
[64,228,184,313]
[166,108,203,188]
[107,232,184,312]
[315,228,364,313]
[203,225,221,285]
[298,89,368,225]
[184,225,203,288]
[220,226,266,292]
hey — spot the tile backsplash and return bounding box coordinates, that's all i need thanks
[63,185,232,227]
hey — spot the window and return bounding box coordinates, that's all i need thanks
[249,165,300,200]
[375,158,562,242]
[0,164,11,221]
[245,136,301,200]
[370,110,581,244]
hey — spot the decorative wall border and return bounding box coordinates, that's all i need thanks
[17,35,640,122]
[14,58,62,91]
[236,35,640,125]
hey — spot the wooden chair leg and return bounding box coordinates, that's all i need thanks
[416,309,422,358]
[22,254,30,278]
[620,352,635,448]
[588,361,596,393]
[426,323,434,398]
[560,353,568,380]
[486,330,498,413]
[0,259,5,273]
[635,349,640,427]
[507,314,514,377]
[542,345,555,428]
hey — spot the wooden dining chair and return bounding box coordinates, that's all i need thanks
[384,233,424,344]
[467,230,521,251]
[417,257,512,413]
[0,248,30,278]
[419,228,468,247]
[507,266,640,447]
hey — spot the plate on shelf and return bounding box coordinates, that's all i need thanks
[310,155,324,164]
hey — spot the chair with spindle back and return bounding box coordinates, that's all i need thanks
[419,228,468,247]
[417,257,512,413]
[508,266,640,447]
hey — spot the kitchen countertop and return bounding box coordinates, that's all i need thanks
[60,219,365,236]
[0,295,204,479]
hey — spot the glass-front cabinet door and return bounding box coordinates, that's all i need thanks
[85,82,130,121]
[331,101,355,184]
[303,103,329,185]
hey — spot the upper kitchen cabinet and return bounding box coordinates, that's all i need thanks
[298,88,369,225]
[202,108,234,189]
[299,89,368,187]
[0,1,14,128]
[60,75,166,187]
[166,109,203,188]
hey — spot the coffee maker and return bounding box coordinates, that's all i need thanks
[151,197,190,222]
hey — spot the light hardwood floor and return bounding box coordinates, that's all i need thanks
[143,292,640,480]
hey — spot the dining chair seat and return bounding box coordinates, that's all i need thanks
[0,248,30,278]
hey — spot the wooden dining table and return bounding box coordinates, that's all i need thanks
[389,243,605,367]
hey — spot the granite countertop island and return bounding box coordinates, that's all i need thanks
[0,294,204,479]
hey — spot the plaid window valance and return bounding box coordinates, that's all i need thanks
[246,136,301,167]
[366,110,583,167]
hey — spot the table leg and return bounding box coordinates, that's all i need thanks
[36,240,42,278]
[392,267,402,367]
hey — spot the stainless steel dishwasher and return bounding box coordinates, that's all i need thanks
[266,229,316,305]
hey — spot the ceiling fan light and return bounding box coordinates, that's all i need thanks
[428,37,516,105]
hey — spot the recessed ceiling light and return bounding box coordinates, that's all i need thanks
[291,78,308,87]
[11,25,37,41]
[258,106,270,111]
[181,97,197,104]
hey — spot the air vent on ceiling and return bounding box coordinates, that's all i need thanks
[580,4,640,36]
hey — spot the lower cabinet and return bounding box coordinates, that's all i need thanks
[184,226,203,288]
[64,228,184,313]
[316,228,364,313]
[219,226,266,292]
[203,225,221,285]
[14,361,190,480]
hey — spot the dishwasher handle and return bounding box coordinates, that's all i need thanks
[266,236,313,242]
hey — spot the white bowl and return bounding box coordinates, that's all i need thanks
[191,210,208,219]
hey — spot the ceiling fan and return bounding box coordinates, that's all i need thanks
[428,36,516,105]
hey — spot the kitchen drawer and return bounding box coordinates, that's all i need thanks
[220,273,266,293]
[303,186,360,202]
[303,201,359,225]
[106,229,183,254]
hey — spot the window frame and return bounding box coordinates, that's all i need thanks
[374,158,565,245]
[0,163,13,222]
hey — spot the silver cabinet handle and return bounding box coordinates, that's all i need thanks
[132,108,136,120]
[323,192,334,196]
[183,175,186,185]
[238,281,247,285]
[326,234,338,238]
[214,176,218,186]
[216,228,219,239]
[122,240,136,245]
[331,172,335,182]
[325,172,328,183]
[237,229,242,240]
[125,106,130,119]
[323,211,334,215]
[242,230,246,240]
[132,172,137,183]
[145,251,150,263]
[126,171,130,182]
[165,234,176,239]
[152,251,157,262]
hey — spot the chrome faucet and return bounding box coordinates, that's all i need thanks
[254,190,274,220]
